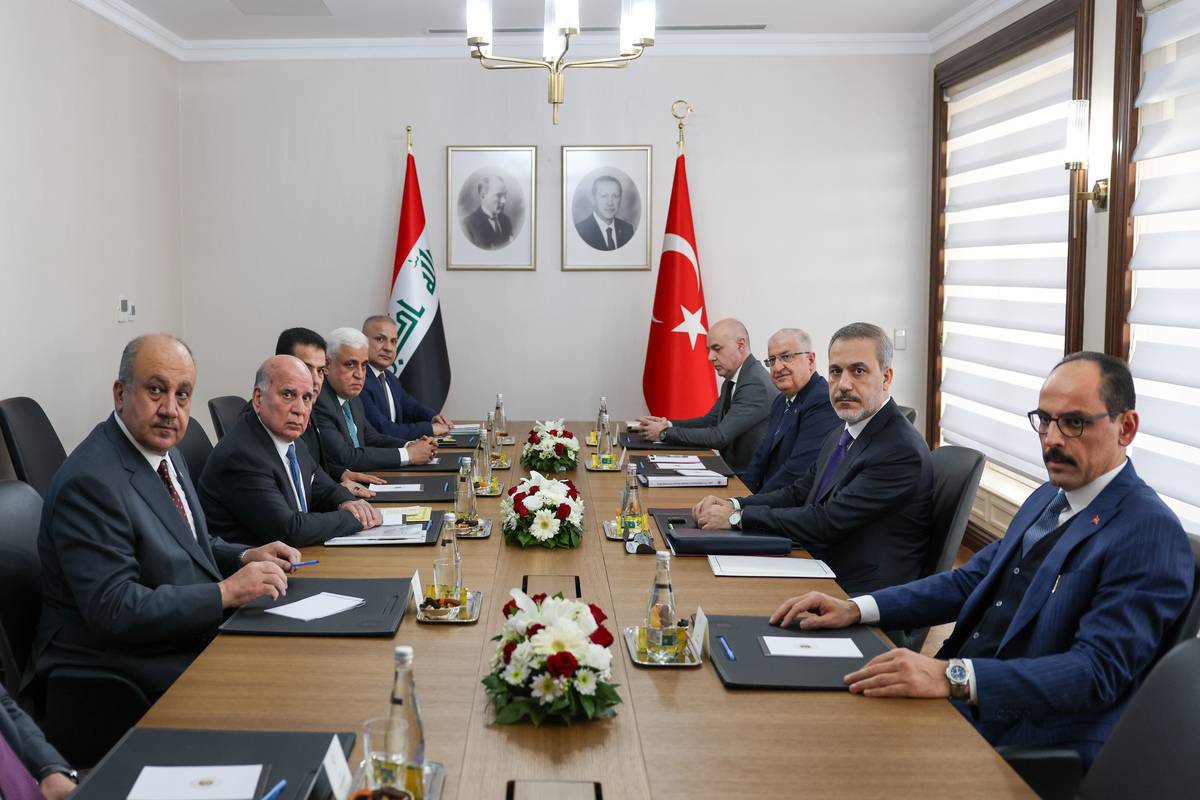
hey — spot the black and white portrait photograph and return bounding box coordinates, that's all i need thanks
[562,146,651,270]
[447,146,536,270]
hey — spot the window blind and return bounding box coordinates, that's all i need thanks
[1128,0,1200,533]
[938,34,1075,481]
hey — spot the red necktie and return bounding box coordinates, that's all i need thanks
[157,458,193,534]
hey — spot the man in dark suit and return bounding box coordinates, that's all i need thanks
[741,328,841,493]
[575,175,634,251]
[200,356,382,548]
[360,315,454,440]
[276,327,381,497]
[638,318,778,473]
[29,335,300,700]
[462,174,513,250]
[771,352,1193,766]
[313,327,438,477]
[0,684,75,799]
[694,323,933,596]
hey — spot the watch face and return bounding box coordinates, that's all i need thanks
[948,664,968,682]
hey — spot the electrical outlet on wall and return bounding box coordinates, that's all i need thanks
[117,295,129,323]
[894,328,907,350]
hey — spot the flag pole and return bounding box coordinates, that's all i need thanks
[406,124,413,154]
[671,99,692,155]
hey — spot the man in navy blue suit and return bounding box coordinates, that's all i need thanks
[360,316,453,441]
[770,352,1193,765]
[740,328,841,493]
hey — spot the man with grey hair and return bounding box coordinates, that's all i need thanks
[313,327,438,475]
[694,323,933,598]
[463,174,513,249]
[360,314,454,440]
[740,328,841,493]
[199,355,383,548]
[29,334,301,705]
[637,318,777,472]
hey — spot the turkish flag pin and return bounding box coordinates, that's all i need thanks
[1092,515,1101,525]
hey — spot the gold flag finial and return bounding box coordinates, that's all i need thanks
[671,100,693,153]
[406,125,413,154]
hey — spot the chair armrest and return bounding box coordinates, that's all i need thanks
[997,745,1083,800]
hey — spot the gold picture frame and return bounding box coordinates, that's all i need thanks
[447,146,537,271]
[561,145,652,271]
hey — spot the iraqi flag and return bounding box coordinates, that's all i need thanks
[642,154,717,418]
[388,151,451,409]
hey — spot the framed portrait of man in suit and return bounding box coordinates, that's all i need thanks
[447,146,536,270]
[562,145,651,271]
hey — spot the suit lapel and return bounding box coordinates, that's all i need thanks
[814,403,894,502]
[170,450,223,579]
[321,389,352,439]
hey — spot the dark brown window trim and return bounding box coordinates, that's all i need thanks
[1104,1,1142,359]
[925,0,1095,448]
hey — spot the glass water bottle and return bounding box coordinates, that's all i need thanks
[455,457,477,523]
[597,412,613,465]
[645,552,679,663]
[595,396,608,443]
[619,462,646,537]
[494,393,507,437]
[389,646,426,799]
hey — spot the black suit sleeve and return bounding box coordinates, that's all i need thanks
[313,397,404,474]
[0,685,68,776]
[742,459,818,511]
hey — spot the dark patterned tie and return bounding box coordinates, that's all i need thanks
[720,381,734,419]
[286,443,308,512]
[815,429,853,499]
[1022,490,1071,556]
[157,459,193,535]
[605,227,616,250]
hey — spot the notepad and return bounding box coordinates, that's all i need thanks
[127,764,262,800]
[760,636,863,659]
[648,454,703,465]
[452,424,482,434]
[380,507,431,525]
[708,555,836,579]
[325,524,427,546]
[263,592,365,622]
[371,483,422,493]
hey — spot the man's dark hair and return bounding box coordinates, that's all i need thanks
[1054,351,1136,414]
[275,327,327,357]
[829,322,893,370]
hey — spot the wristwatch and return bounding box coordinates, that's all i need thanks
[945,658,970,701]
[728,509,742,529]
[41,766,79,784]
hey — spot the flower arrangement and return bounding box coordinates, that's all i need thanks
[500,471,584,549]
[482,589,621,726]
[520,419,580,473]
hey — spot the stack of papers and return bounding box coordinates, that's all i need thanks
[370,483,423,494]
[325,524,427,546]
[263,592,365,622]
[451,423,482,434]
[707,555,836,579]
[380,506,431,525]
[127,764,263,800]
[647,454,703,465]
[641,469,727,488]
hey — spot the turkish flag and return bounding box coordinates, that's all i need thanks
[642,154,717,418]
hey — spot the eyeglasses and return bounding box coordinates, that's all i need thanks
[1027,409,1117,439]
[762,351,812,369]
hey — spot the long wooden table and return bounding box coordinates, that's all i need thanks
[140,422,1032,798]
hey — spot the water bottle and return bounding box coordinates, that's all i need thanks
[595,396,608,443]
[455,458,477,523]
[645,552,679,663]
[486,410,498,459]
[619,462,646,537]
[441,512,462,570]
[389,646,426,799]
[597,412,613,465]
[477,423,493,488]
[494,393,507,437]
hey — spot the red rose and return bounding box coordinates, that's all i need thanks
[563,431,575,439]
[546,651,579,678]
[589,625,614,648]
[588,603,607,624]
[526,484,538,495]
[554,442,565,457]
[528,432,541,444]
[549,429,559,436]
[555,502,571,520]
[516,504,529,519]
[502,641,517,663]
[507,485,519,496]
[527,623,545,638]
[502,598,518,618]
[566,485,579,500]
[531,593,548,605]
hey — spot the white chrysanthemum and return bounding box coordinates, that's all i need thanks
[503,662,529,686]
[540,482,568,505]
[530,509,560,541]
[580,642,613,673]
[511,640,534,668]
[523,494,544,512]
[530,672,560,704]
[530,622,589,657]
[571,604,599,636]
[562,437,580,452]
[574,669,598,696]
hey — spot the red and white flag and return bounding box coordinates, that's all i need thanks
[642,154,717,418]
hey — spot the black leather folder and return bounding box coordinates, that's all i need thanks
[437,433,480,449]
[220,577,409,636]
[390,453,469,473]
[365,474,456,503]
[75,728,355,800]
[707,615,891,690]
[634,454,735,476]
[619,432,712,451]
[649,507,792,555]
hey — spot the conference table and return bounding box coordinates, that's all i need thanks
[140,422,1033,798]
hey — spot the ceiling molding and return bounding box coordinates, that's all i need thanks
[928,0,1034,53]
[69,0,186,59]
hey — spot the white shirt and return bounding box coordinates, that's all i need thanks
[852,457,1131,704]
[258,414,306,511]
[338,395,409,465]
[112,411,197,540]
[368,365,397,422]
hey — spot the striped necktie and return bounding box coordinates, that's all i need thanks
[286,443,308,512]
[1022,490,1071,556]
[342,400,360,447]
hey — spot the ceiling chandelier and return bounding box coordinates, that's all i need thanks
[466,0,657,124]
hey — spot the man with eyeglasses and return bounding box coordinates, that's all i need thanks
[740,328,841,493]
[767,352,1193,766]
[636,318,776,472]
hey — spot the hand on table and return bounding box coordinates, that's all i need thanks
[433,414,454,428]
[243,541,302,570]
[219,561,289,608]
[432,421,452,436]
[340,499,383,529]
[406,436,438,464]
[636,416,669,440]
[341,479,376,498]
[342,470,385,486]
[844,649,951,699]
[691,494,726,520]
[40,772,76,800]
[769,591,861,630]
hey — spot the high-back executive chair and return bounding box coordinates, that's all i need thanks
[208,395,247,440]
[0,397,68,497]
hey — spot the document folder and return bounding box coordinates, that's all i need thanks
[220,577,409,636]
[438,433,480,449]
[649,508,792,556]
[633,454,735,476]
[389,454,469,473]
[364,475,455,503]
[75,728,354,800]
[619,432,712,451]
[707,615,890,690]
[323,510,443,547]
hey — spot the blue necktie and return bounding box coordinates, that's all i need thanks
[815,428,853,499]
[1022,489,1071,556]
[772,399,796,441]
[286,443,307,512]
[342,400,360,447]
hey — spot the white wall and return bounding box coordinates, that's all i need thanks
[179,54,932,431]
[0,0,181,451]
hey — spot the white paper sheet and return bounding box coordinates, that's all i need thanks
[263,592,365,622]
[452,424,482,434]
[674,468,723,478]
[371,484,423,493]
[127,765,262,800]
[325,524,428,546]
[322,735,354,800]
[648,455,702,465]
[707,555,836,579]
[761,636,863,659]
[380,508,424,526]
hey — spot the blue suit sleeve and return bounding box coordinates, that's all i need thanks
[757,401,842,494]
[872,541,1000,628]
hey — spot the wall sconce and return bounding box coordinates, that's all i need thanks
[1063,99,1108,213]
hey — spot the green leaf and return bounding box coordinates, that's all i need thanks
[528,704,547,727]
[580,694,596,718]
[494,700,530,725]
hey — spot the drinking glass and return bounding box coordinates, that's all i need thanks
[363,717,409,790]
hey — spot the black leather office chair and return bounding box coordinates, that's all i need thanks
[0,480,43,696]
[897,404,918,424]
[1003,636,1200,800]
[208,395,247,440]
[0,397,68,497]
[177,421,214,482]
[908,445,985,652]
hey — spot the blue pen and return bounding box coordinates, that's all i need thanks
[718,635,736,662]
[290,560,319,568]
[443,481,449,492]
[261,778,287,800]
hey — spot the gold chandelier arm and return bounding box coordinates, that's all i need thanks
[471,44,550,71]
[561,44,646,70]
